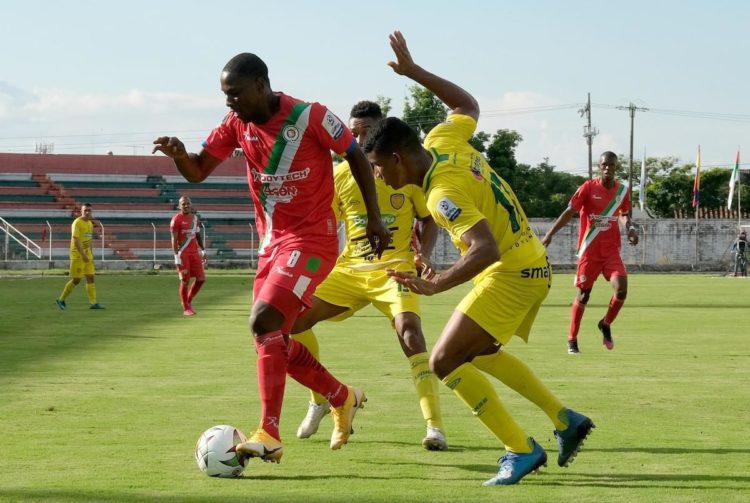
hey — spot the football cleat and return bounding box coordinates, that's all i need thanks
[183,306,196,316]
[89,303,105,310]
[483,438,547,486]
[297,401,329,439]
[597,320,614,350]
[236,428,283,464]
[55,299,66,310]
[567,340,580,354]
[554,408,594,467]
[422,426,448,451]
[330,387,366,450]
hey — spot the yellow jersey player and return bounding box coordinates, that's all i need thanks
[291,101,447,451]
[56,203,104,310]
[364,31,593,485]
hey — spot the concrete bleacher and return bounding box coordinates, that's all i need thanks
[0,153,256,262]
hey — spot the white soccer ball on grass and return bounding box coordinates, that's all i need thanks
[195,424,248,477]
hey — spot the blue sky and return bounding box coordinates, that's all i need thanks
[1,0,748,175]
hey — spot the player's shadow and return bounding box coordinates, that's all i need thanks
[523,472,750,490]
[586,447,750,454]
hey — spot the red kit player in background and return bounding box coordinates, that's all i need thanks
[542,151,638,354]
[170,196,206,316]
[153,52,389,463]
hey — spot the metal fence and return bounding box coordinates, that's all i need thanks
[1,218,746,272]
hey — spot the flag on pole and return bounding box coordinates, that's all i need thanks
[639,148,647,210]
[692,145,701,208]
[728,149,740,208]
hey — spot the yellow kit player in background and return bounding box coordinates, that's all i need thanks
[56,203,104,310]
[365,31,592,485]
[291,101,447,450]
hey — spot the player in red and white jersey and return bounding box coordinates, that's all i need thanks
[542,152,639,354]
[153,52,389,463]
[170,196,206,316]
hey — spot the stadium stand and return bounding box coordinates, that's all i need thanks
[0,153,257,263]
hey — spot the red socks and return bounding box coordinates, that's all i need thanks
[286,339,348,407]
[603,297,625,326]
[179,282,189,309]
[569,298,586,341]
[254,330,288,440]
[187,279,204,303]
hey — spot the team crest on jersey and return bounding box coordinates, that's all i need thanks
[437,196,462,222]
[322,110,345,140]
[390,193,405,210]
[282,125,301,143]
[470,155,483,180]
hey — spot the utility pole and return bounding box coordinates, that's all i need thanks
[579,93,598,179]
[616,102,648,211]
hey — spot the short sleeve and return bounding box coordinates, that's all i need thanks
[424,114,477,149]
[169,215,178,232]
[568,182,588,211]
[202,113,240,161]
[618,188,631,215]
[309,104,356,155]
[428,184,484,242]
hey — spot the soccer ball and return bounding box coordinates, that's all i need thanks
[195,425,248,478]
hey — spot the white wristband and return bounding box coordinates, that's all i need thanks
[174,254,181,265]
[628,226,637,233]
[199,249,206,257]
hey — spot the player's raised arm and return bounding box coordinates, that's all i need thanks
[152,136,223,183]
[387,30,479,121]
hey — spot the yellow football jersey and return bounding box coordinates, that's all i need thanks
[333,161,429,269]
[70,217,94,258]
[423,114,546,282]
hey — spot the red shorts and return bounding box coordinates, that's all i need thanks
[177,253,205,281]
[253,237,337,332]
[575,248,626,290]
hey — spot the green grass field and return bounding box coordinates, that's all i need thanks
[1,271,749,502]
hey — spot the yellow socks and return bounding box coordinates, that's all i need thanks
[473,350,566,430]
[408,352,443,430]
[292,329,327,405]
[442,362,530,453]
[59,280,76,301]
[86,283,97,305]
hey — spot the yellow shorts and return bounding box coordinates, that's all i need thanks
[314,261,420,321]
[69,254,95,278]
[458,254,552,345]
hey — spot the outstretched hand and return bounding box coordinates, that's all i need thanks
[387,30,417,76]
[366,218,391,259]
[387,269,439,296]
[152,136,188,159]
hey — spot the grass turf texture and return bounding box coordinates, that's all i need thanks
[0,272,748,502]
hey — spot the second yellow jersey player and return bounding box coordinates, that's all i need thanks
[291,100,447,451]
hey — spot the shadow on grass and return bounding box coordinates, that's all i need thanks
[586,447,750,454]
[523,471,750,490]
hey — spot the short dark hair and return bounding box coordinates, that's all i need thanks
[363,117,422,156]
[350,101,383,120]
[223,53,269,83]
[600,151,618,162]
[81,202,92,209]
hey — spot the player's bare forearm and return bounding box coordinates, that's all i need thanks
[153,137,221,183]
[542,206,576,245]
[418,216,438,260]
[388,31,478,120]
[345,147,390,256]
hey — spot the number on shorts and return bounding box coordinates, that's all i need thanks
[286,250,301,267]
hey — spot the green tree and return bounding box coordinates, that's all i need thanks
[485,129,523,186]
[402,85,447,137]
[376,95,392,116]
[468,131,490,153]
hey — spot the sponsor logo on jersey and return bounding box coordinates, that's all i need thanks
[352,214,396,227]
[322,110,345,140]
[243,132,259,142]
[520,265,551,279]
[273,266,294,278]
[262,185,298,202]
[590,214,617,230]
[281,125,301,143]
[437,196,462,222]
[252,167,311,184]
[390,193,405,210]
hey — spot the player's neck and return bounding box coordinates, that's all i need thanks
[599,177,615,189]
